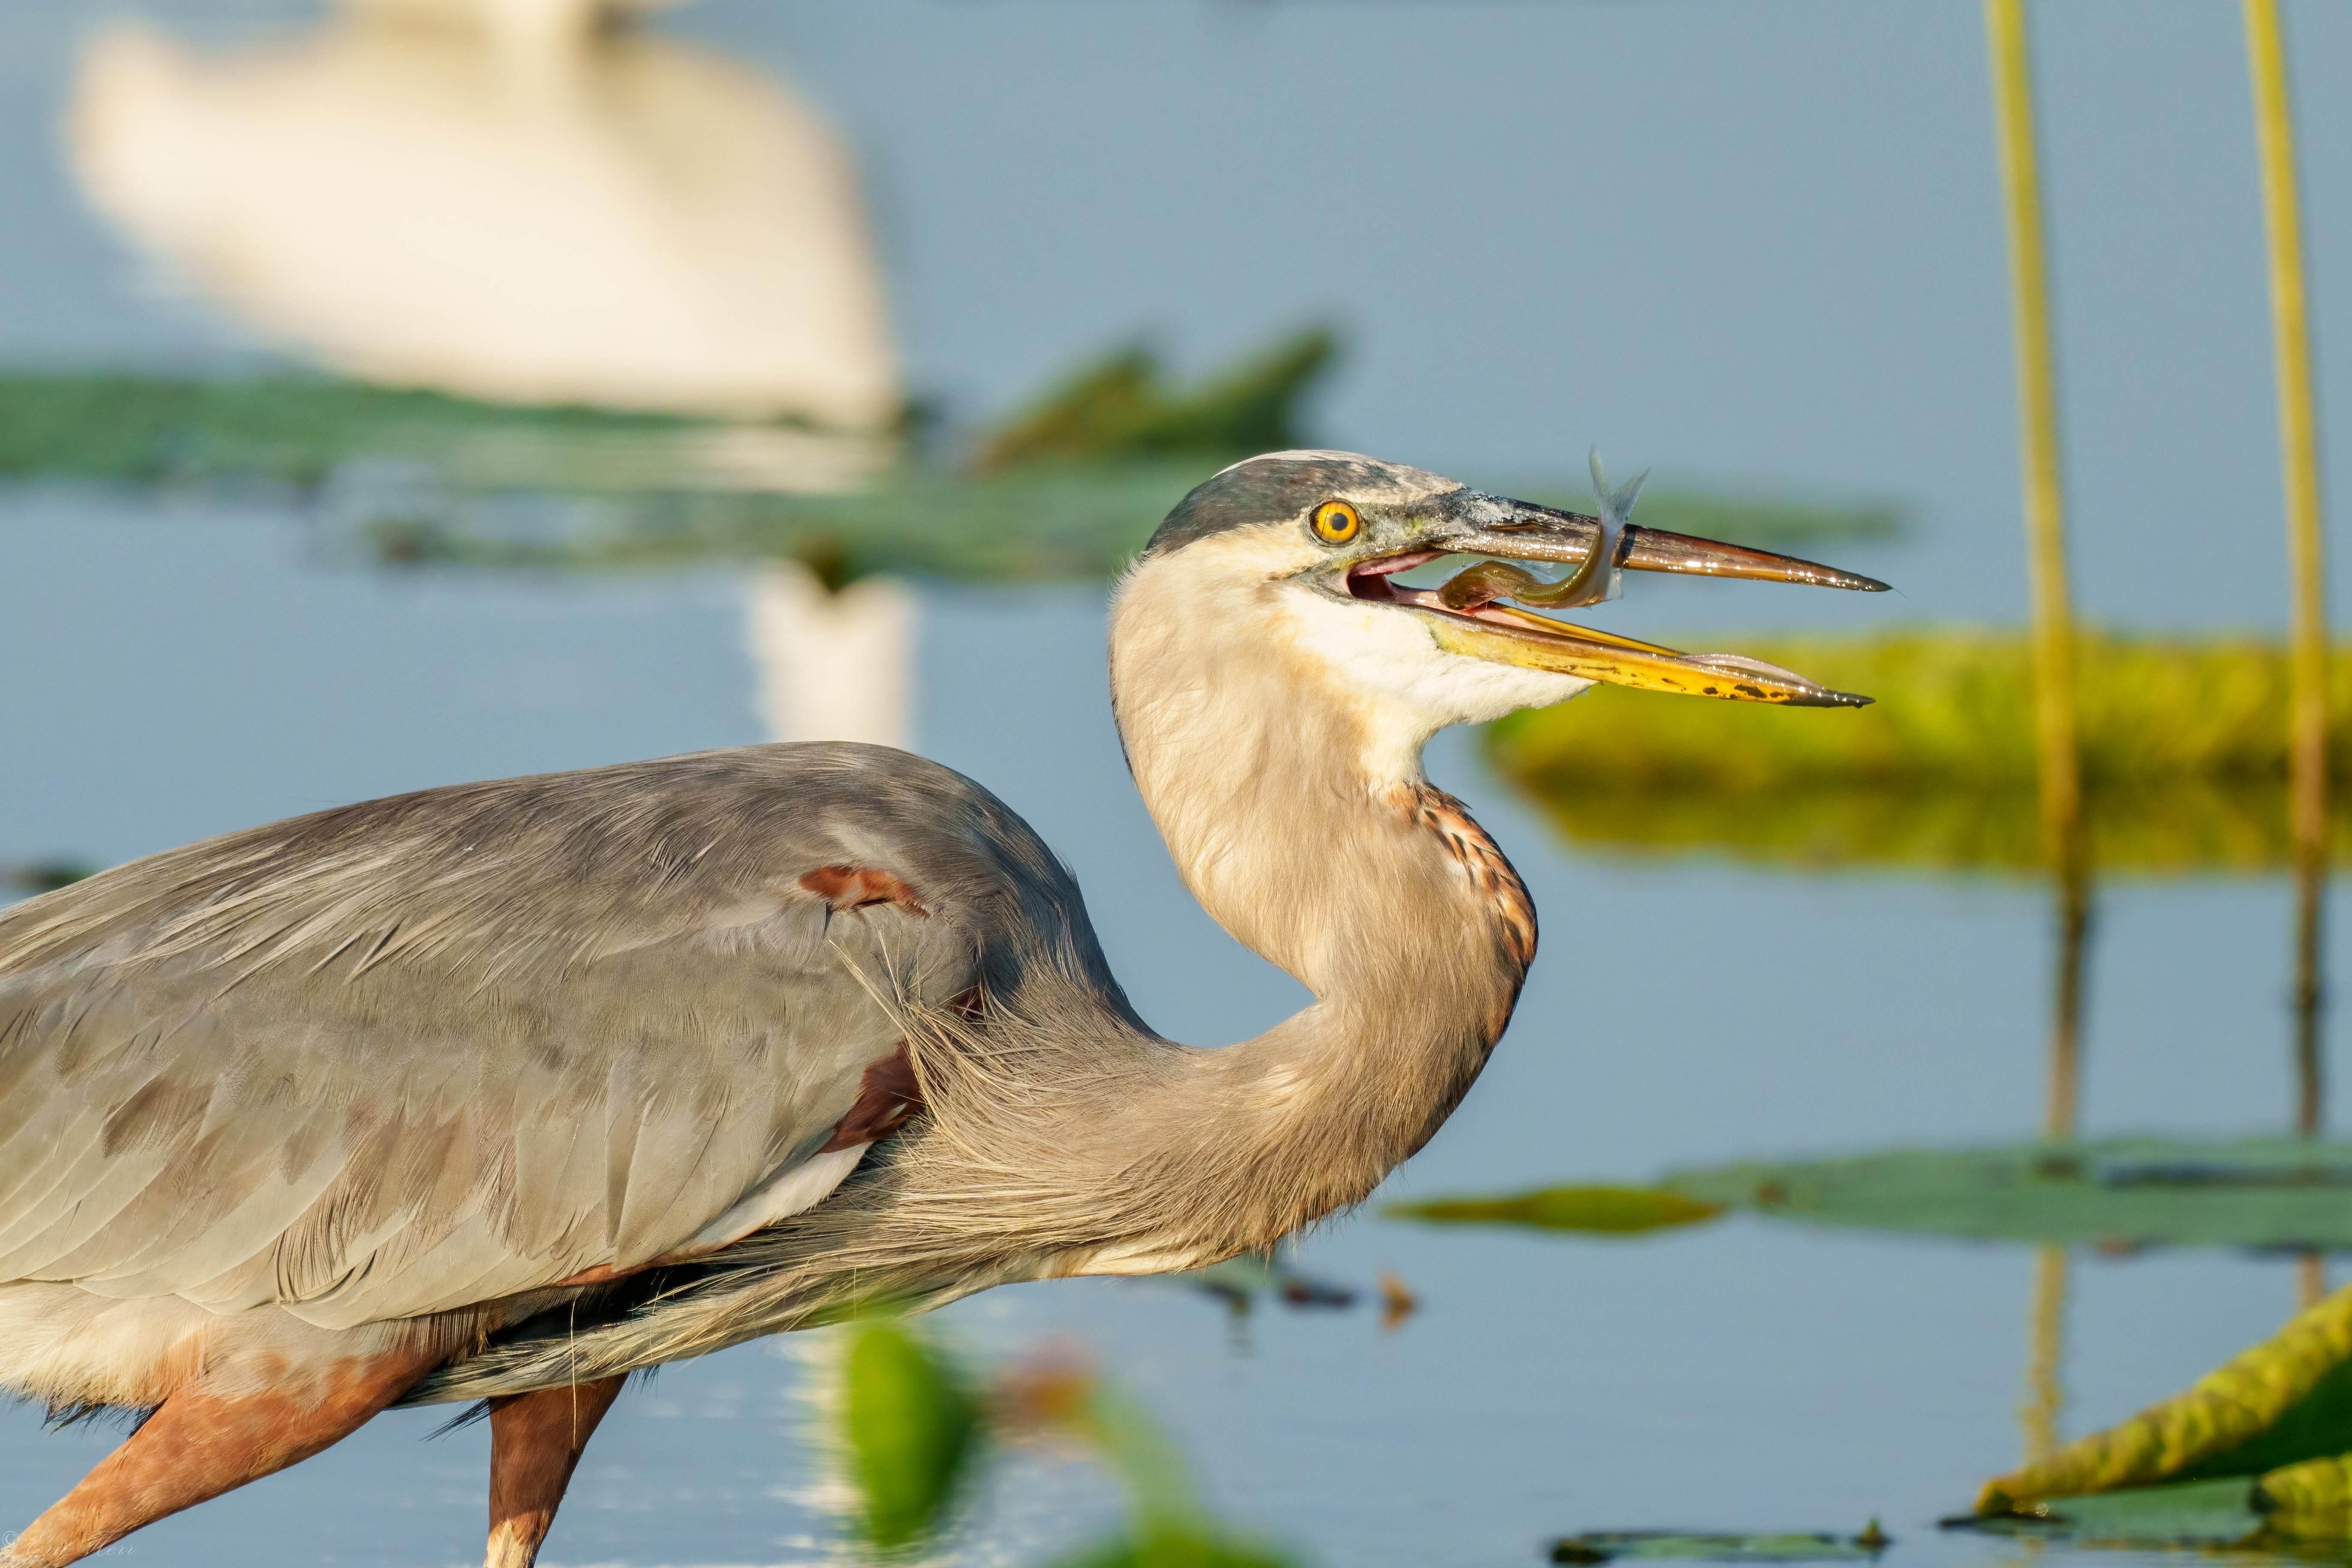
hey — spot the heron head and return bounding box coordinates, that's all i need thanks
[1125,450,1884,741]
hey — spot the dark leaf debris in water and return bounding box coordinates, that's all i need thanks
[1179,1256,1357,1315]
[1547,1526,1892,1564]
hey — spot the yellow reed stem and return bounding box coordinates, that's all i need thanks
[2244,0,2329,1144]
[2021,1244,2070,1466]
[1986,0,2087,1136]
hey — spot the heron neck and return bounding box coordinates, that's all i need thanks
[1100,566,1535,1255]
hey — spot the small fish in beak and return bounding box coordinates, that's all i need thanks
[1442,451,1646,614]
[1360,453,1887,707]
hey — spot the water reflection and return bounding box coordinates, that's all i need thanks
[1487,632,2352,875]
[2033,713,2090,1470]
[1450,614,2352,1550]
[746,561,914,747]
[1970,746,2346,1545]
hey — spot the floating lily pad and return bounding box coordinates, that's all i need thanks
[1961,1486,2352,1555]
[1950,1478,2270,1547]
[1383,1185,1725,1236]
[1662,1137,2352,1251]
[1399,1140,2352,1252]
[0,371,721,490]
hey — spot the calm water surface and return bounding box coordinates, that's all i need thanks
[1,499,2337,1568]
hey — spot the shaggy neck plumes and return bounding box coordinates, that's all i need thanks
[1084,539,1537,1264]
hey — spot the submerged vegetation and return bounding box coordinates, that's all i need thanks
[1486,632,2352,874]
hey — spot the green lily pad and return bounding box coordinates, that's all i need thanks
[1662,1137,2352,1251]
[1384,1184,1726,1236]
[1952,1477,2269,1547]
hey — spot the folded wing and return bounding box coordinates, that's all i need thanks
[0,744,1011,1328]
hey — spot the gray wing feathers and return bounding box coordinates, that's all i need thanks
[0,744,1020,1327]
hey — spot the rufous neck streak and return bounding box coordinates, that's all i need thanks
[1101,544,1538,1241]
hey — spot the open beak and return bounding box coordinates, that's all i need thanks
[1347,493,1886,707]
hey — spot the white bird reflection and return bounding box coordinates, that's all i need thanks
[346,0,683,51]
[745,563,915,752]
[69,3,900,428]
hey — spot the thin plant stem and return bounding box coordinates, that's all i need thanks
[2021,1244,2069,1466]
[2048,870,2090,1139]
[1986,0,2088,1138]
[2244,0,2329,1152]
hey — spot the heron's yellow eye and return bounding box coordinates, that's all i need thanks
[1311,500,1361,544]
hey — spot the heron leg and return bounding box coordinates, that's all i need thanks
[484,1375,626,1568]
[0,1342,441,1568]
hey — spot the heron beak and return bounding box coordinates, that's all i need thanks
[1345,493,1884,707]
[1420,606,1871,707]
[1445,495,1892,595]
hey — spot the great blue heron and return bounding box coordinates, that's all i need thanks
[0,451,1882,1568]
